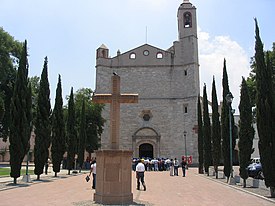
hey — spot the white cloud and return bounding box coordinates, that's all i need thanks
[198,28,251,112]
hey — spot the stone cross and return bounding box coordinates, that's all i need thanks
[92,74,138,149]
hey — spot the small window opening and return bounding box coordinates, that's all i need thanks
[184,12,192,28]
[183,103,188,113]
[184,70,187,76]
[130,53,136,59]
[156,52,163,59]
[184,106,188,113]
[102,50,106,57]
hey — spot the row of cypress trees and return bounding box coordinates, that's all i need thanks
[198,59,237,180]
[198,59,255,183]
[6,40,103,183]
[197,19,275,197]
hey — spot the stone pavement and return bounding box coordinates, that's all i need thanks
[0,167,275,206]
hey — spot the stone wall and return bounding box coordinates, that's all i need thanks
[96,63,199,163]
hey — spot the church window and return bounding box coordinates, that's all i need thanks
[184,12,192,28]
[143,114,151,121]
[130,53,136,59]
[184,106,188,113]
[140,110,152,121]
[183,103,188,113]
[156,52,163,59]
[143,50,149,56]
[184,70,188,76]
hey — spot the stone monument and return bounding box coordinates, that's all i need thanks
[92,74,138,204]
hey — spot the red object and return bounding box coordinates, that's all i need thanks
[187,156,192,164]
[181,156,193,164]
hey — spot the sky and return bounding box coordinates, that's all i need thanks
[0,0,274,112]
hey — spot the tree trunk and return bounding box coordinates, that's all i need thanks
[13,177,17,184]
[243,178,246,188]
[198,167,204,174]
[215,166,218,179]
[68,170,70,175]
[270,187,275,198]
[55,172,57,177]
[37,174,40,180]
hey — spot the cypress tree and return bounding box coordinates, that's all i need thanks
[66,87,77,175]
[203,84,212,175]
[211,76,221,179]
[238,77,254,187]
[77,99,87,172]
[0,94,4,121]
[254,19,275,196]
[34,57,51,180]
[51,75,66,177]
[221,59,231,180]
[0,93,5,142]
[197,95,204,174]
[9,40,32,184]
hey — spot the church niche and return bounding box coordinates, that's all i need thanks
[184,12,192,28]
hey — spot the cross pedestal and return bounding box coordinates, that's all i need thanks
[94,150,133,204]
[92,74,138,205]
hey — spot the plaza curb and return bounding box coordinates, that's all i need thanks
[200,173,275,204]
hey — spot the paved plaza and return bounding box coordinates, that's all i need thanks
[0,167,275,206]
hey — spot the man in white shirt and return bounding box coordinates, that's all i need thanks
[135,159,146,191]
[174,158,179,176]
[89,159,96,189]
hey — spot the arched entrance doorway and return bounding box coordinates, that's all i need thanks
[139,143,153,158]
[132,127,160,158]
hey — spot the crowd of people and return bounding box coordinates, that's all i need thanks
[83,156,187,191]
[134,157,188,192]
[132,157,187,177]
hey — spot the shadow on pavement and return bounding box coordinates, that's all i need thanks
[32,179,52,183]
[6,183,30,187]
[72,200,152,206]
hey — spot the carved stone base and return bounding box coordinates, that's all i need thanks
[228,176,236,185]
[22,174,32,183]
[94,149,133,205]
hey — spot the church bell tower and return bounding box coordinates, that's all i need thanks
[177,0,198,65]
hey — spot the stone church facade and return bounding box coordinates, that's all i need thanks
[94,0,200,164]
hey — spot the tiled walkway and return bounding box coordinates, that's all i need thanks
[0,168,274,206]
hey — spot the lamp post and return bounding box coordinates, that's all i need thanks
[22,149,31,182]
[226,92,235,185]
[184,130,187,167]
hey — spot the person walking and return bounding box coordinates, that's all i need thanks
[169,158,174,176]
[181,158,187,177]
[89,159,96,189]
[174,158,179,176]
[136,159,146,191]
